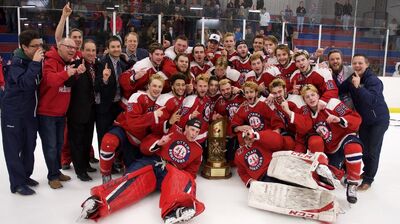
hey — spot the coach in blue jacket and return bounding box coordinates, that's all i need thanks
[1,30,43,195]
[341,54,390,191]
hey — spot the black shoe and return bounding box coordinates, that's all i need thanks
[89,157,99,163]
[62,164,71,170]
[13,185,36,196]
[87,166,97,173]
[77,173,93,182]
[26,178,39,187]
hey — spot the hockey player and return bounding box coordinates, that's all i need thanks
[245,53,281,98]
[190,44,213,77]
[274,44,297,92]
[229,40,251,86]
[231,81,289,147]
[290,50,338,108]
[264,35,279,64]
[178,73,212,144]
[269,78,311,153]
[79,118,205,224]
[300,84,363,203]
[118,42,167,104]
[213,79,245,162]
[235,128,288,187]
[99,74,165,183]
[152,73,187,135]
[210,57,242,90]
[164,35,191,60]
[208,76,221,105]
[219,32,237,60]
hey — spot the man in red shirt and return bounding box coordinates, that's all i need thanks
[38,38,83,189]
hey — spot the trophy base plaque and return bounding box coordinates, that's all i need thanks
[201,161,232,179]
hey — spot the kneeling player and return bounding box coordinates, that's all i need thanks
[300,84,363,204]
[79,118,205,224]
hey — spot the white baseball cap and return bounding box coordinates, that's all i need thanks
[209,34,221,43]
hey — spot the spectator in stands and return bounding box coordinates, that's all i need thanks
[340,54,390,191]
[308,3,318,30]
[4,0,19,33]
[122,32,149,67]
[296,1,306,33]
[165,35,190,60]
[173,13,186,36]
[282,4,293,22]
[1,30,43,195]
[388,18,398,50]
[335,0,343,28]
[234,27,243,41]
[259,8,271,34]
[245,26,255,47]
[342,0,352,30]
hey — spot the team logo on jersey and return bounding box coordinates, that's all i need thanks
[127,103,134,112]
[203,102,212,122]
[248,112,264,131]
[244,149,264,171]
[168,140,191,164]
[326,80,335,90]
[335,104,348,117]
[314,121,332,143]
[227,103,240,120]
[238,73,246,85]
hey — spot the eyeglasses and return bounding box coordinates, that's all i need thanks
[29,43,43,48]
[61,44,78,50]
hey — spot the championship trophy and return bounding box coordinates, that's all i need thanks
[201,118,232,179]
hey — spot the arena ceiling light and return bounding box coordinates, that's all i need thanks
[190,7,203,10]
[248,9,260,13]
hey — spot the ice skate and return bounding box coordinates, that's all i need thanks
[77,196,100,221]
[164,207,196,224]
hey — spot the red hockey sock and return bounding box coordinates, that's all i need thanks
[100,133,120,176]
[344,143,363,182]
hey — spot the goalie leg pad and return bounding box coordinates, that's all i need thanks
[159,164,205,219]
[86,165,157,220]
[268,151,336,190]
[248,181,338,222]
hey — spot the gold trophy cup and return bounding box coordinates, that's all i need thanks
[201,118,232,179]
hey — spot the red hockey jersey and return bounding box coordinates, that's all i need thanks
[190,61,213,77]
[214,94,245,137]
[303,98,361,153]
[231,96,284,133]
[290,66,338,103]
[152,92,184,134]
[140,131,203,178]
[229,55,251,86]
[178,95,213,144]
[245,66,281,94]
[275,61,297,92]
[115,91,158,145]
[273,94,311,152]
[235,130,286,186]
